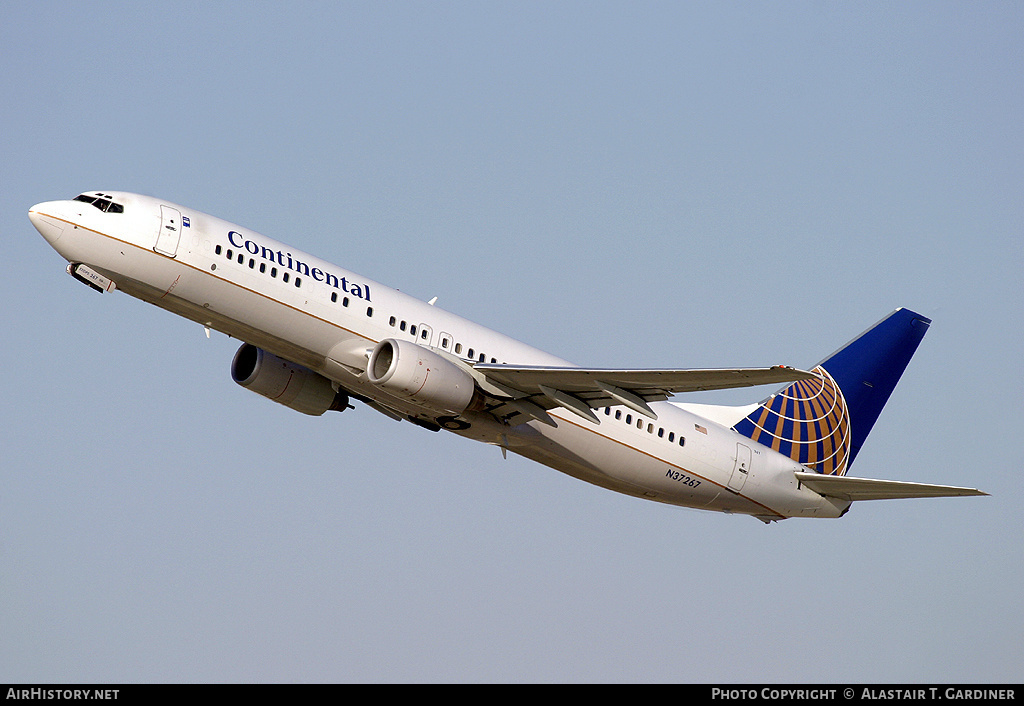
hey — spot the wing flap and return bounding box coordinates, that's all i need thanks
[795,472,988,502]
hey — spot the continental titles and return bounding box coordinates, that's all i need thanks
[227,231,371,301]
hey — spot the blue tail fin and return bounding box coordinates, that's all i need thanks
[732,308,931,475]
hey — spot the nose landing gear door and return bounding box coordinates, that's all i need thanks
[155,205,182,258]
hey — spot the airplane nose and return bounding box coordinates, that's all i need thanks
[29,201,66,243]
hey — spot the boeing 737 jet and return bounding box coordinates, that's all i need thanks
[28,192,986,521]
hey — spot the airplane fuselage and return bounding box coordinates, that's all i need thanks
[29,192,853,521]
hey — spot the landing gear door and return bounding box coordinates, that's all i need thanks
[155,205,182,257]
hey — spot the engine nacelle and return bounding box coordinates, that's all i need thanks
[231,343,349,416]
[367,338,477,415]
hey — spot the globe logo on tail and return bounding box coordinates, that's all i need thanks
[733,366,851,476]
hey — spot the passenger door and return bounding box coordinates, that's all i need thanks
[728,443,752,493]
[154,205,182,257]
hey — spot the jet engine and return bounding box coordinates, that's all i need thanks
[367,338,479,415]
[231,343,349,416]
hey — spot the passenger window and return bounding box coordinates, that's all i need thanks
[389,316,396,326]
[331,292,338,303]
[366,307,373,317]
[283,272,290,283]
[455,343,462,354]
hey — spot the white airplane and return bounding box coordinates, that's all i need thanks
[29,191,986,522]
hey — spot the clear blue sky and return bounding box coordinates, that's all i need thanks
[2,1,1021,682]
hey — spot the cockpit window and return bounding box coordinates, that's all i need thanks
[74,193,124,214]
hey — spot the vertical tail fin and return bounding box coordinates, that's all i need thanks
[732,308,931,475]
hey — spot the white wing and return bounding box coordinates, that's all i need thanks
[471,363,817,425]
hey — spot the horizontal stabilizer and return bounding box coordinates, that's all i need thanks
[795,472,988,502]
